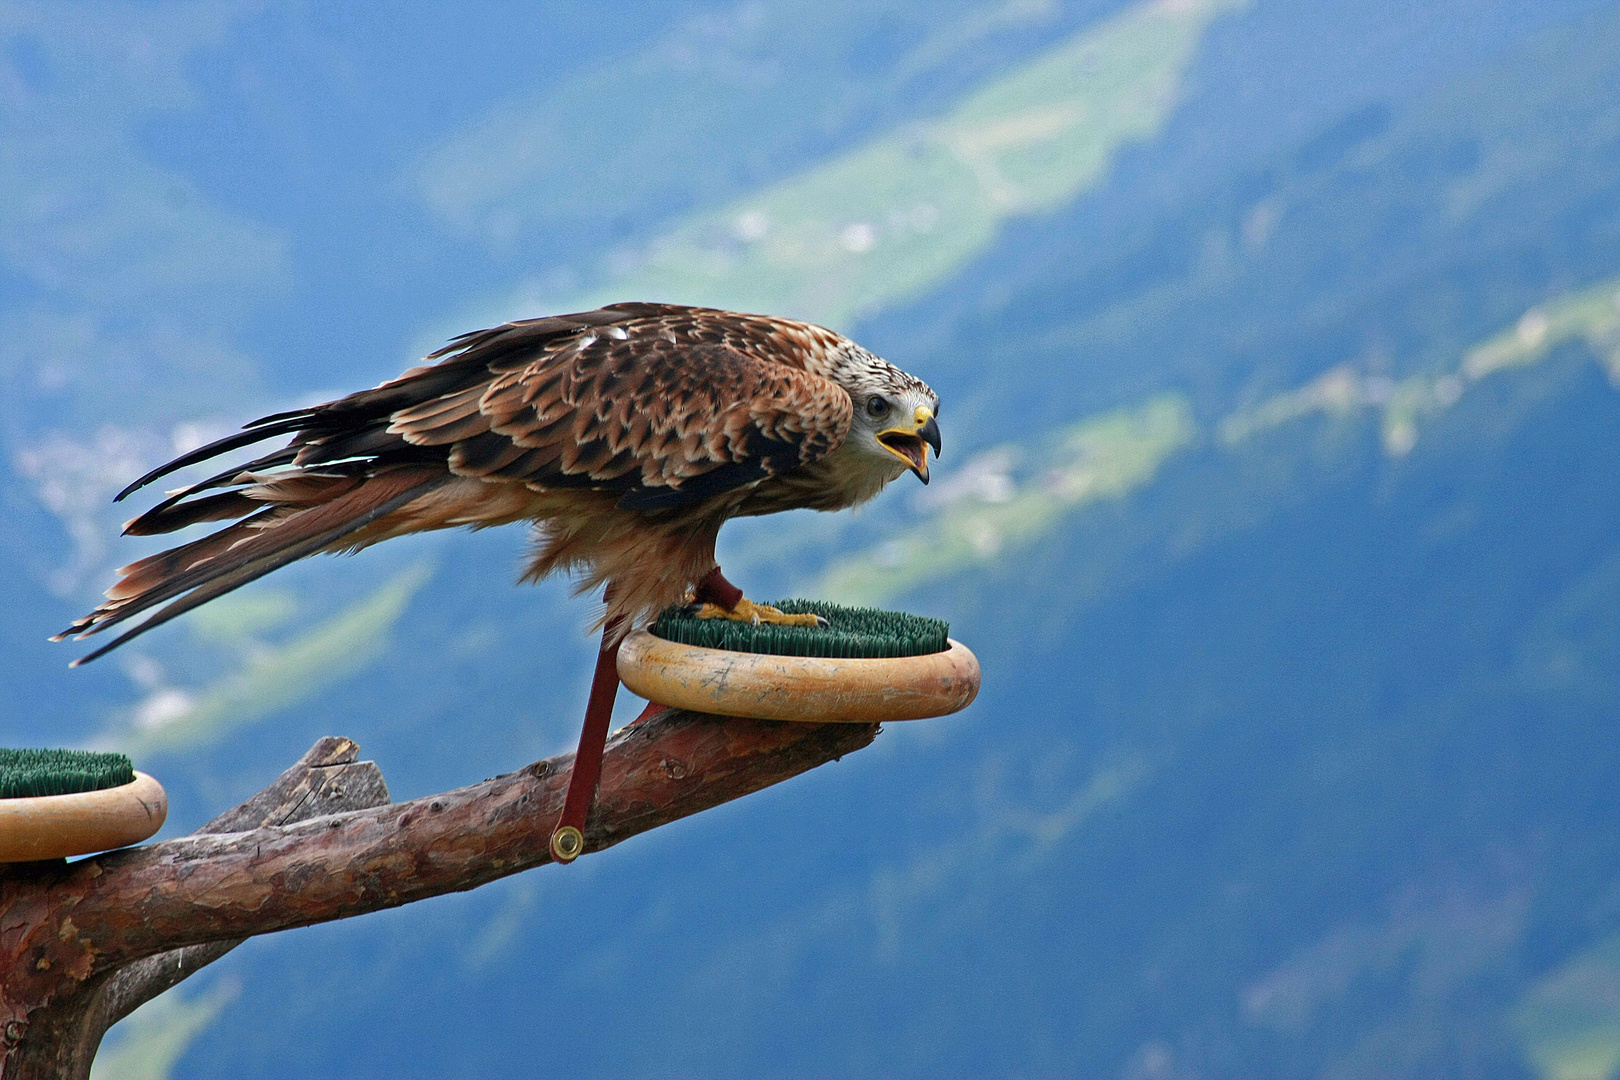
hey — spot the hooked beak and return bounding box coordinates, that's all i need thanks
[877,406,943,485]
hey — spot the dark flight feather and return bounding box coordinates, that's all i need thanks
[67,304,874,663]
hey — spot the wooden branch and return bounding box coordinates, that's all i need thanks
[0,711,877,1079]
[1,737,391,1080]
[78,738,389,1071]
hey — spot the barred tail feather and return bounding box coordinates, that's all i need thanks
[121,446,300,534]
[112,420,308,502]
[61,468,447,665]
[121,490,264,536]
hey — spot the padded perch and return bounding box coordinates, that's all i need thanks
[620,600,980,722]
[0,770,167,862]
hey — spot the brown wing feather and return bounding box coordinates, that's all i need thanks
[387,308,853,509]
[69,304,855,664]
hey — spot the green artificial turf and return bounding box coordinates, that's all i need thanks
[651,599,949,658]
[0,748,136,799]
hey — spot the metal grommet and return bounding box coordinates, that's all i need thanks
[550,825,584,863]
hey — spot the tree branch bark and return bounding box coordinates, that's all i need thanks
[1,736,392,1079]
[63,736,391,1078]
[0,711,878,1079]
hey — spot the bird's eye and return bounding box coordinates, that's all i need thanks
[866,395,891,419]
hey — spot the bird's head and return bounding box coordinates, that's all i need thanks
[833,348,941,485]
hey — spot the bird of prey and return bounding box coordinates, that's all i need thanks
[56,303,941,859]
[57,302,941,661]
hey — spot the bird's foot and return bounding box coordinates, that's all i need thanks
[690,597,828,628]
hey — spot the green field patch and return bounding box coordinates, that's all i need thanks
[820,395,1193,606]
[1513,933,1620,1080]
[1221,274,1620,456]
[556,0,1246,329]
[820,275,1620,610]
[183,588,300,643]
[115,563,433,757]
[91,980,237,1080]
[1463,279,1620,382]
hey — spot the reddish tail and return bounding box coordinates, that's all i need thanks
[57,468,445,665]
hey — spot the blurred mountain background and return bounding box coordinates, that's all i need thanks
[5,0,1620,1076]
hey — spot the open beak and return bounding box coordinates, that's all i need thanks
[877,407,943,485]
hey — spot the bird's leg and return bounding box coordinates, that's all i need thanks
[688,565,824,627]
[550,596,625,864]
[692,565,743,609]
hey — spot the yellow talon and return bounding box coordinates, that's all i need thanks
[692,598,825,628]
